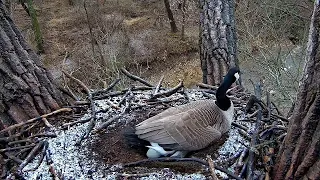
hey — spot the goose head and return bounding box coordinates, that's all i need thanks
[215,67,240,111]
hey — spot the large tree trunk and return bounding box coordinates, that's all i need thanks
[199,0,238,85]
[0,1,67,127]
[273,1,320,179]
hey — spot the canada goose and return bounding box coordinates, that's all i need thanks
[126,67,240,158]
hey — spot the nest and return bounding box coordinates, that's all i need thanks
[0,69,289,179]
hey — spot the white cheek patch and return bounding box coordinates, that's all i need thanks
[234,72,240,80]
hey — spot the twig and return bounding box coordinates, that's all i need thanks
[238,129,251,140]
[25,141,49,172]
[42,117,53,128]
[74,101,90,105]
[17,140,45,172]
[60,51,78,101]
[236,148,248,170]
[46,147,60,180]
[154,75,164,94]
[226,85,240,94]
[76,93,96,145]
[92,78,121,96]
[151,81,184,99]
[4,152,23,164]
[196,83,218,90]
[277,133,287,142]
[62,116,91,128]
[117,89,132,107]
[95,113,124,132]
[232,122,248,131]
[29,132,57,138]
[246,82,262,180]
[0,144,36,153]
[0,108,72,134]
[62,70,90,94]
[271,101,283,117]
[93,86,154,100]
[207,155,218,180]
[217,149,244,167]
[121,68,153,87]
[271,113,289,122]
[8,139,32,146]
[119,173,156,178]
[123,157,243,180]
[267,91,271,121]
[247,109,259,118]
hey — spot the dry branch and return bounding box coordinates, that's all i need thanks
[0,144,36,153]
[121,68,154,87]
[232,122,248,131]
[0,108,72,134]
[17,140,45,173]
[25,141,48,172]
[124,157,243,180]
[4,152,23,164]
[62,116,91,128]
[62,70,90,94]
[92,78,121,96]
[246,82,263,179]
[207,155,219,180]
[196,83,218,90]
[151,81,184,99]
[154,75,165,95]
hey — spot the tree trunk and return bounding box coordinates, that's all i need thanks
[163,0,178,33]
[199,0,238,85]
[273,1,320,179]
[0,1,67,126]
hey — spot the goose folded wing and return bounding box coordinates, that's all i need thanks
[136,100,216,126]
[135,108,222,151]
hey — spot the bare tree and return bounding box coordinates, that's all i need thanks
[164,0,178,33]
[199,0,238,85]
[273,1,320,179]
[0,1,67,127]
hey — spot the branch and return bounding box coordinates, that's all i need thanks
[151,81,183,99]
[121,68,153,87]
[246,82,263,179]
[17,140,45,172]
[0,108,72,134]
[207,155,219,180]
[154,75,164,94]
[196,83,218,90]
[123,157,243,180]
[92,78,121,96]
[62,70,90,94]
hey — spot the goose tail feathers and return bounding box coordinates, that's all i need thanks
[123,126,149,148]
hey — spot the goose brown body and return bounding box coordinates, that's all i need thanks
[135,99,234,151]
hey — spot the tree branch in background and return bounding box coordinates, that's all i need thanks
[120,68,154,87]
[163,0,178,33]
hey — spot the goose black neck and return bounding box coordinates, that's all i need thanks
[215,75,234,111]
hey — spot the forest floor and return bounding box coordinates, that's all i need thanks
[12,0,202,89]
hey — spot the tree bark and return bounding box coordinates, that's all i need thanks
[273,1,320,179]
[199,0,238,85]
[0,1,67,126]
[163,0,178,33]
